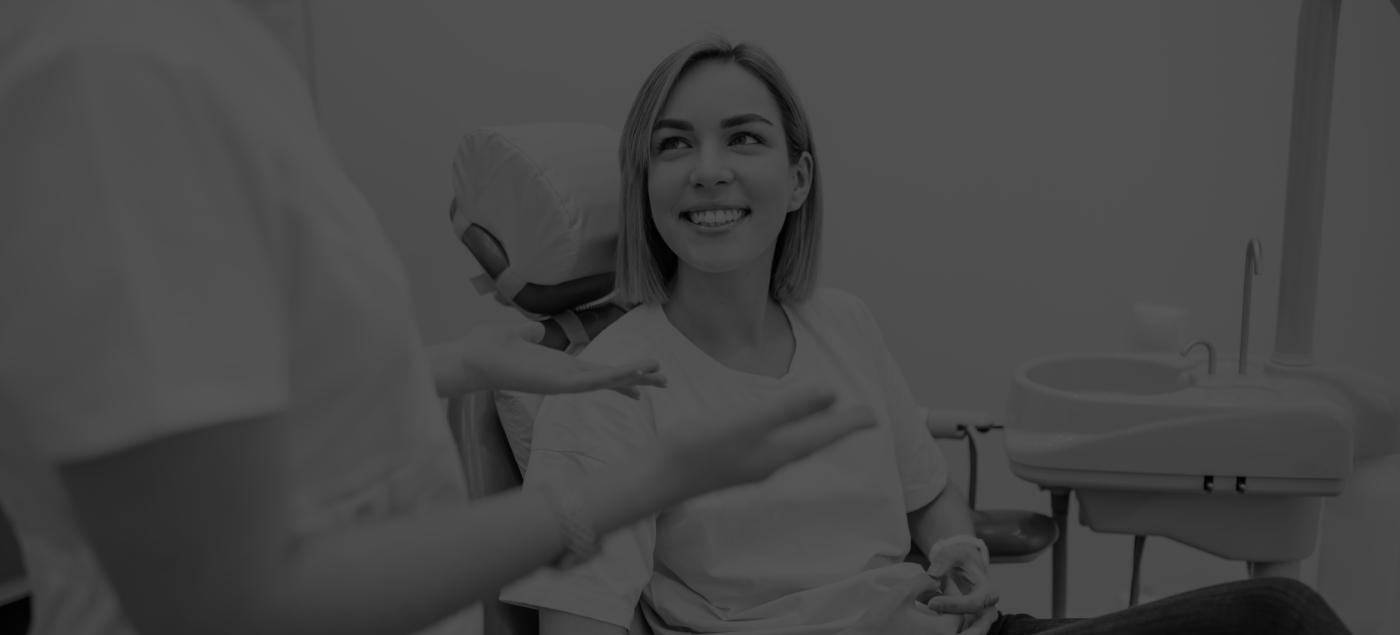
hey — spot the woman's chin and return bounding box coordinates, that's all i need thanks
[677,256,760,277]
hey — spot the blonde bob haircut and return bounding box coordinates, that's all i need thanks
[614,36,822,306]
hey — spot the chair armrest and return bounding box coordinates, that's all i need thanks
[918,407,995,440]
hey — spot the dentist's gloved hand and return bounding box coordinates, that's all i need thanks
[428,322,667,398]
[925,540,1000,634]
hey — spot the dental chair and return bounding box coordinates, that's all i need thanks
[0,509,29,632]
[444,122,1059,635]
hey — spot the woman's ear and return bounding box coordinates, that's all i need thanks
[787,151,813,213]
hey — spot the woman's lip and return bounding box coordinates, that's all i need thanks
[680,207,749,217]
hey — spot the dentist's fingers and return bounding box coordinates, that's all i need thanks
[558,358,666,394]
[663,385,849,496]
[746,384,839,432]
[609,386,641,400]
[764,405,875,464]
[599,358,662,378]
[513,320,547,344]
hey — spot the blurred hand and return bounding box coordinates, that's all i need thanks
[655,384,875,503]
[430,322,667,398]
[925,543,1000,634]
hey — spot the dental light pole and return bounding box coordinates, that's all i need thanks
[1264,1,1400,633]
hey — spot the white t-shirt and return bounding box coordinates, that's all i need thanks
[501,288,948,635]
[0,1,471,633]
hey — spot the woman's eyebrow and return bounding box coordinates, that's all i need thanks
[654,118,692,132]
[652,114,774,133]
[720,114,773,128]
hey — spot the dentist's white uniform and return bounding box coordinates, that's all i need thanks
[0,1,472,633]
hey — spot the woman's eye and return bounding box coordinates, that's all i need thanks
[732,132,763,146]
[657,137,690,151]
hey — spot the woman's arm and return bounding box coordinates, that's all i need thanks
[907,482,977,557]
[61,385,867,635]
[908,484,1001,631]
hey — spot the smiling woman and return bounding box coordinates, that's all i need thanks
[500,36,989,635]
[615,39,822,309]
[646,62,812,285]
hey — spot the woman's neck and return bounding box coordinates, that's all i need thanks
[663,258,784,359]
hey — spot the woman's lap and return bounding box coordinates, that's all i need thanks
[985,577,1351,635]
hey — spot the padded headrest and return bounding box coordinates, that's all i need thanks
[451,122,622,289]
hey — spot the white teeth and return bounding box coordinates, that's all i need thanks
[687,208,745,226]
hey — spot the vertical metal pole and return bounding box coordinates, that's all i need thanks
[1050,489,1070,618]
[1129,536,1146,607]
[1272,0,1342,367]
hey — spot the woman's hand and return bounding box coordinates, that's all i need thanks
[924,543,1001,634]
[650,384,876,503]
[428,322,667,398]
[840,575,964,635]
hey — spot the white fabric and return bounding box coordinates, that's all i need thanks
[451,122,622,286]
[501,288,949,635]
[0,1,471,633]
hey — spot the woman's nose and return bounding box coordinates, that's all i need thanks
[688,147,733,188]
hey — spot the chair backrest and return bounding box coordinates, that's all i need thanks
[446,393,539,635]
[0,509,26,607]
[446,393,655,635]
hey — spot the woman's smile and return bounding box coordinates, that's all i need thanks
[683,207,751,232]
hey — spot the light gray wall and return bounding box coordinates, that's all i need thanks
[309,0,1400,620]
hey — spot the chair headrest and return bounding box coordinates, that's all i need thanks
[451,122,622,317]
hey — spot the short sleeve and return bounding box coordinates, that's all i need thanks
[0,46,289,462]
[848,294,948,511]
[499,388,657,628]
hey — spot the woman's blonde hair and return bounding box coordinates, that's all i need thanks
[614,36,822,306]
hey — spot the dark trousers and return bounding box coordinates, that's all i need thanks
[988,577,1351,635]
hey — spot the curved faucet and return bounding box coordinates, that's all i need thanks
[1181,339,1217,375]
[1240,239,1263,375]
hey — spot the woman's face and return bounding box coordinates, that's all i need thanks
[647,60,812,281]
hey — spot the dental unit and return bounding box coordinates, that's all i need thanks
[1003,2,1398,633]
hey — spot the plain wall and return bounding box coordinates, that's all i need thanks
[308,0,1400,620]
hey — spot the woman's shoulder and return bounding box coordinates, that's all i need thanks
[791,287,878,330]
[573,302,669,365]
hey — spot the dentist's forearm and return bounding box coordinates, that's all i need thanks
[64,413,680,635]
[263,449,678,635]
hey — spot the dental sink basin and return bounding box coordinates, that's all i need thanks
[1024,356,1194,396]
[1004,352,1353,497]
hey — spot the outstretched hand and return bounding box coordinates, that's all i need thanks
[428,322,667,398]
[656,384,876,503]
